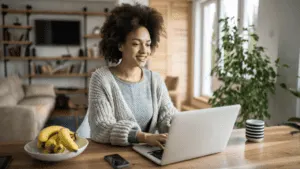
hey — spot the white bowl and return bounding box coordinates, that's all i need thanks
[24,136,89,162]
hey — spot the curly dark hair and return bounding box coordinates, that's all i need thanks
[99,3,165,64]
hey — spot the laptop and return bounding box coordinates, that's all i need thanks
[132,104,241,165]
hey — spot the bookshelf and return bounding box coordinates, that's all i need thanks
[55,88,88,95]
[2,56,104,61]
[2,41,32,45]
[1,8,109,16]
[24,73,90,78]
[1,25,32,29]
[1,4,108,95]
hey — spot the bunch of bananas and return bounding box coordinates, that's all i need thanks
[37,125,79,154]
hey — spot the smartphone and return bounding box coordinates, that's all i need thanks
[104,154,130,169]
[0,156,13,169]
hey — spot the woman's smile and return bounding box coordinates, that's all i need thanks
[136,56,147,62]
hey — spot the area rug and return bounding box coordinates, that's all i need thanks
[44,116,84,132]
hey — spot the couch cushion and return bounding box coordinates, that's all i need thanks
[1,76,25,102]
[24,84,56,98]
[10,76,25,102]
[18,96,55,130]
[0,94,17,106]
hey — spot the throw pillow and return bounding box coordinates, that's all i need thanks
[24,84,56,98]
[0,79,10,96]
[7,76,25,102]
[0,94,17,106]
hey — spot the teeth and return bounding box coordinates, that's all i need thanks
[137,57,146,61]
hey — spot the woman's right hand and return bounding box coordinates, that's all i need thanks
[137,132,168,149]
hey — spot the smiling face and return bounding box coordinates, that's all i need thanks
[119,26,151,68]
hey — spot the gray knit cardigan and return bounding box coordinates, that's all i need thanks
[88,66,178,146]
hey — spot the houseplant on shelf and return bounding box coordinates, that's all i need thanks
[208,17,279,128]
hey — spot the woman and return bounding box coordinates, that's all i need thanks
[88,3,178,148]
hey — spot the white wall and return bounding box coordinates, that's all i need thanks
[256,0,300,125]
[0,0,115,88]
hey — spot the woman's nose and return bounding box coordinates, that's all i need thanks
[139,44,147,54]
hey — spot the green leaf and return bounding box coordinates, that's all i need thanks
[283,64,289,68]
[257,46,264,52]
[290,90,300,98]
[275,58,280,64]
[280,83,287,89]
[251,34,259,41]
[288,117,300,123]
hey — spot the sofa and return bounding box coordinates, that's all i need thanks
[0,76,56,142]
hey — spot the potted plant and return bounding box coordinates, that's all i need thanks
[208,17,279,128]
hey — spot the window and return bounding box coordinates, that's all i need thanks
[193,0,260,98]
[220,0,238,22]
[243,0,259,50]
[200,0,217,97]
[243,0,259,28]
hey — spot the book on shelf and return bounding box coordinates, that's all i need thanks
[30,62,35,75]
[41,65,52,74]
[32,63,51,75]
[71,63,82,74]
[79,62,85,74]
[69,64,74,73]
[4,33,27,57]
[29,61,89,75]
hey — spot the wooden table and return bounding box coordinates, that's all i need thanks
[1,126,300,169]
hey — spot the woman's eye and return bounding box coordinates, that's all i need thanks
[146,44,151,47]
[132,43,139,46]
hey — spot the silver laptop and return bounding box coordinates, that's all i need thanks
[132,104,241,165]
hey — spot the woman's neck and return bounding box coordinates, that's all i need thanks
[111,63,143,82]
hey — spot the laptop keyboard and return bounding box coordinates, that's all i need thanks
[148,150,164,160]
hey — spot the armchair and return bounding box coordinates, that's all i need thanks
[165,76,181,109]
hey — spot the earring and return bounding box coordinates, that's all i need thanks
[118,45,123,52]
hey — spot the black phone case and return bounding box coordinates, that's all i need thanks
[104,154,129,169]
[0,156,13,169]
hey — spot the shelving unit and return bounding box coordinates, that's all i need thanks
[1,56,104,61]
[2,41,32,45]
[55,88,88,95]
[0,25,32,29]
[1,8,108,16]
[24,73,90,78]
[1,4,108,95]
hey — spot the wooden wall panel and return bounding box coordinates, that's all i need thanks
[149,0,191,104]
[148,1,169,79]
